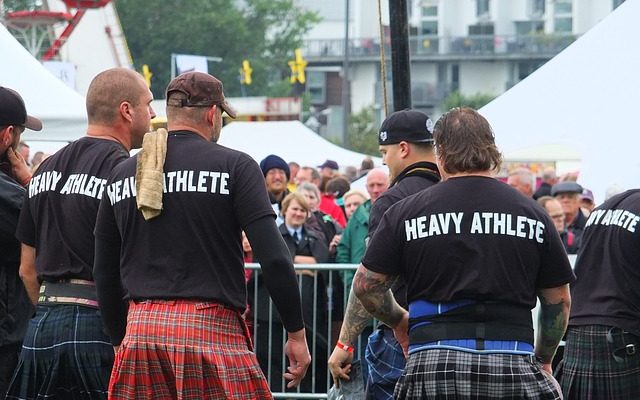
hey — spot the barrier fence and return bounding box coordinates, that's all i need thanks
[245,255,576,399]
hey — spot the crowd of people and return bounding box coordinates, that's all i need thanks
[1,69,638,400]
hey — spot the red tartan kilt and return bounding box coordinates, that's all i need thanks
[109,300,272,399]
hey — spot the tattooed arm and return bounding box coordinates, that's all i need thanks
[328,264,408,383]
[535,284,571,373]
[353,264,405,327]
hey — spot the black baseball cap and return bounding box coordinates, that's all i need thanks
[0,87,43,131]
[378,109,434,145]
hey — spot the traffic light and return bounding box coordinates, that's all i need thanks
[288,49,307,84]
[142,64,152,88]
[241,60,253,85]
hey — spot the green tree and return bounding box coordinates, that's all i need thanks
[441,90,496,111]
[115,0,320,98]
[345,105,379,156]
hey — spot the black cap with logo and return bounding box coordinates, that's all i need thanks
[378,109,434,145]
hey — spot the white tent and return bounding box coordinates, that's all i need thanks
[480,0,640,203]
[219,120,382,169]
[0,24,87,144]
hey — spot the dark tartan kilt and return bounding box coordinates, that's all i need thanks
[560,325,640,400]
[109,300,272,400]
[5,304,114,400]
[395,349,561,400]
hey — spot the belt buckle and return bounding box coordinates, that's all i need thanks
[626,343,636,356]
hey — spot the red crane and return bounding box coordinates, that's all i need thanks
[41,0,112,61]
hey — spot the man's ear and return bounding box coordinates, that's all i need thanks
[119,101,133,122]
[206,105,218,124]
[1,126,13,148]
[399,141,411,158]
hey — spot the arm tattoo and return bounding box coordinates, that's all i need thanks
[536,293,570,363]
[353,267,404,329]
[338,286,377,345]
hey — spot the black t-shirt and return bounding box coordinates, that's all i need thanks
[367,161,440,308]
[94,130,275,311]
[569,189,640,335]
[16,137,128,281]
[362,176,575,310]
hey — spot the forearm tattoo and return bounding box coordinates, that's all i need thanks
[338,286,377,345]
[536,295,569,363]
[353,268,404,329]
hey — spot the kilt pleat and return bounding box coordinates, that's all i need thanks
[394,349,561,400]
[560,325,640,400]
[5,304,114,400]
[109,300,272,400]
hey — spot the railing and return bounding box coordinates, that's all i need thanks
[247,256,577,399]
[303,34,577,59]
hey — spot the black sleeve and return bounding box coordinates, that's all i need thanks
[93,196,128,345]
[244,215,305,332]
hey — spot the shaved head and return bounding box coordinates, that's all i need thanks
[86,68,148,125]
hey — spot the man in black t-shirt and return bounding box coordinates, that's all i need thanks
[7,68,155,400]
[93,72,310,398]
[0,87,40,396]
[354,108,574,399]
[560,189,640,399]
[328,109,441,399]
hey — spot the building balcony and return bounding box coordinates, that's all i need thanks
[303,33,577,63]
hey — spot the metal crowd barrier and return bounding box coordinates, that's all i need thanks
[245,255,576,399]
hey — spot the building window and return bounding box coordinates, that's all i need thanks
[421,21,438,35]
[477,0,490,17]
[613,0,625,9]
[554,0,572,33]
[530,0,546,16]
[306,71,326,104]
[422,5,438,17]
[555,0,572,14]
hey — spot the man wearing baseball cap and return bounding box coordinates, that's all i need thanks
[93,71,310,397]
[329,109,441,399]
[0,87,41,396]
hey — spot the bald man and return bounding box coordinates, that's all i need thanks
[7,68,155,399]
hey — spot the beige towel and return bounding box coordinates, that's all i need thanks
[135,128,168,220]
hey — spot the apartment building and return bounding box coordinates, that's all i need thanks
[297,0,625,136]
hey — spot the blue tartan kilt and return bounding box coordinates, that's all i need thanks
[560,325,640,400]
[364,327,405,400]
[5,304,114,400]
[395,348,562,400]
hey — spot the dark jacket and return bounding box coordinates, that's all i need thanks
[0,171,34,347]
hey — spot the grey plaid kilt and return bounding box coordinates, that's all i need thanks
[560,325,640,400]
[5,304,114,400]
[395,348,561,399]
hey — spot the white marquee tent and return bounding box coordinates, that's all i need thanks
[219,121,382,169]
[0,24,87,144]
[480,0,640,202]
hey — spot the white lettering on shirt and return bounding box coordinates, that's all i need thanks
[406,212,545,243]
[107,170,231,205]
[28,171,63,198]
[585,207,640,233]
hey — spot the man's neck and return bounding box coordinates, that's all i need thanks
[86,124,130,151]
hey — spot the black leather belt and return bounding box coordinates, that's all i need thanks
[38,279,98,308]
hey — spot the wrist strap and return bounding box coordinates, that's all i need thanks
[336,340,354,353]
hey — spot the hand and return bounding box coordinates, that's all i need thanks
[7,147,31,185]
[113,345,120,354]
[540,362,553,375]
[392,310,410,358]
[328,344,354,387]
[284,328,311,389]
[329,234,341,253]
